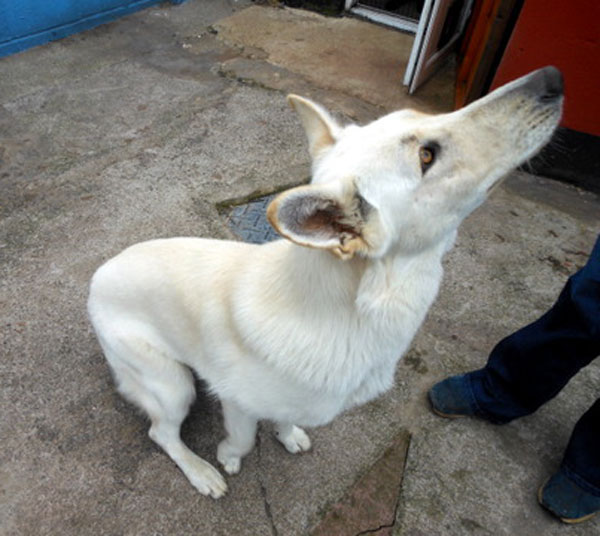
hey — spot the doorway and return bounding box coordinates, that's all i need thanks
[346,0,473,94]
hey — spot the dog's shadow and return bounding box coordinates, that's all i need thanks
[101,372,223,493]
[180,376,223,457]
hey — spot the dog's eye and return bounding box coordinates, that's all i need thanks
[419,146,435,171]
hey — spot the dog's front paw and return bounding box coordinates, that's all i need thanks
[183,457,228,499]
[276,425,312,454]
[217,440,242,475]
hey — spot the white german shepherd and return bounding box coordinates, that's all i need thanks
[88,67,563,498]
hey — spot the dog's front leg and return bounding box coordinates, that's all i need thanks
[217,400,258,475]
[274,423,312,454]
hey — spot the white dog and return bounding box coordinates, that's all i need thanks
[88,67,563,498]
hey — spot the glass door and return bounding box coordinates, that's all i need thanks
[403,0,472,93]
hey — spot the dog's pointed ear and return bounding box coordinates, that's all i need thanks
[287,95,340,159]
[266,183,370,260]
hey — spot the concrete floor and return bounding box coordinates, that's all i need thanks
[1,2,599,535]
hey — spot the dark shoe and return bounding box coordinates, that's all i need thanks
[538,468,600,524]
[428,374,479,419]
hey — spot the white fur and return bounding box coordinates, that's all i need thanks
[88,68,562,498]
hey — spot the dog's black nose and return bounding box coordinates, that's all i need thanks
[522,66,563,102]
[540,66,563,100]
[535,66,563,102]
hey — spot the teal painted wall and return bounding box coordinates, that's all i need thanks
[0,0,184,57]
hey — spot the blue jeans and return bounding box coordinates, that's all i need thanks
[468,235,600,495]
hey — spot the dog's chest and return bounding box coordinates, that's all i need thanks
[235,270,439,395]
[221,245,445,423]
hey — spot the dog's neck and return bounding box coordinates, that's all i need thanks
[279,232,455,312]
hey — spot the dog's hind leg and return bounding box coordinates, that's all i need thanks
[217,400,258,475]
[274,423,312,454]
[101,334,227,498]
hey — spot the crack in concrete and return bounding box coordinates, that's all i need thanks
[355,526,393,536]
[256,432,279,536]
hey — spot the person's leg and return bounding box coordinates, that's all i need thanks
[472,236,600,422]
[430,235,600,423]
[538,398,600,523]
[561,398,600,495]
[430,236,600,523]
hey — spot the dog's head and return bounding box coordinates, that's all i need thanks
[267,67,563,259]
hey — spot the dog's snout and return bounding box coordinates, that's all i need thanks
[526,66,563,102]
[540,66,563,101]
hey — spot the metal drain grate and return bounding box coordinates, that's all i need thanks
[225,194,280,244]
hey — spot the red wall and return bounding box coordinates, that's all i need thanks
[491,0,600,136]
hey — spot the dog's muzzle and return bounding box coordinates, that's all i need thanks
[525,66,564,103]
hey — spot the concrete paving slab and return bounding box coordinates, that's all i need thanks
[214,4,456,113]
[391,175,600,535]
[311,430,410,536]
[1,1,599,535]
